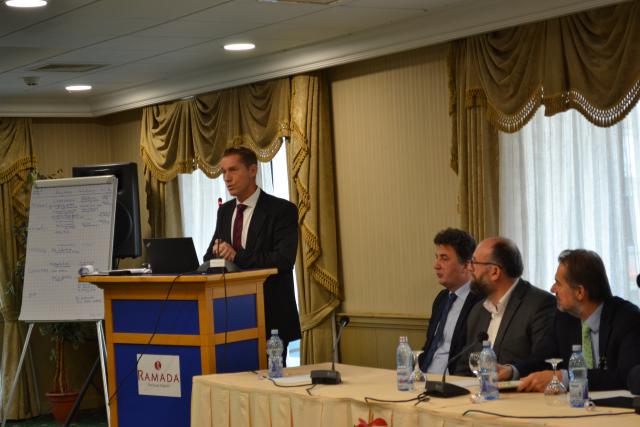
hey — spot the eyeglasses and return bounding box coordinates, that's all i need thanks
[471,258,503,269]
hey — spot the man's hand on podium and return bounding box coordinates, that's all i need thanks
[214,239,237,262]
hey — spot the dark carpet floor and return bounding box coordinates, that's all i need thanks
[5,409,107,427]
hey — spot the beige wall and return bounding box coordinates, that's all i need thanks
[330,44,459,367]
[32,118,111,178]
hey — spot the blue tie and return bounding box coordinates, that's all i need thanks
[422,292,457,371]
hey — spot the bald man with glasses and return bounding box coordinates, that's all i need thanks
[453,237,556,379]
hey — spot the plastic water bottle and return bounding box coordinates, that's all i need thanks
[568,344,588,407]
[479,340,499,400]
[267,329,284,379]
[396,336,414,391]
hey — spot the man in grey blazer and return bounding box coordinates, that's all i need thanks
[453,237,555,379]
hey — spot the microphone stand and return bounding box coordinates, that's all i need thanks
[310,316,350,384]
[425,332,488,398]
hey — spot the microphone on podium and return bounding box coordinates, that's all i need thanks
[425,332,489,398]
[310,316,350,384]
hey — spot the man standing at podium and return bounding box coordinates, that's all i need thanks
[204,146,301,361]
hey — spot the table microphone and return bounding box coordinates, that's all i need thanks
[425,331,489,398]
[310,316,350,384]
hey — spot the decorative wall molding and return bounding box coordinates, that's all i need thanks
[338,312,429,369]
[337,312,429,331]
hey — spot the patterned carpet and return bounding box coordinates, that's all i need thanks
[5,409,107,427]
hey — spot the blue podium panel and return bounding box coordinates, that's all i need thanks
[114,344,201,427]
[215,339,259,373]
[112,300,200,334]
[213,294,257,333]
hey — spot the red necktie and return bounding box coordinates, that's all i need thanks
[232,204,247,250]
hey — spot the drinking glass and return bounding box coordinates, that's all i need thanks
[411,350,425,382]
[544,358,567,406]
[468,352,481,378]
[468,352,482,401]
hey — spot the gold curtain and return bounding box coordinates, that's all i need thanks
[0,118,39,420]
[140,78,290,236]
[289,72,342,364]
[450,1,640,238]
[449,42,500,239]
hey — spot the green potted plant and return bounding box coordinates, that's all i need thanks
[38,322,94,423]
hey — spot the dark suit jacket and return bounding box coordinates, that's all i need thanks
[515,296,640,391]
[418,288,482,372]
[453,279,555,375]
[204,190,302,343]
[628,365,640,394]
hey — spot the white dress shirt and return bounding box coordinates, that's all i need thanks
[483,279,519,347]
[230,187,260,248]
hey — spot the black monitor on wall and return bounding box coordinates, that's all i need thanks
[72,162,142,260]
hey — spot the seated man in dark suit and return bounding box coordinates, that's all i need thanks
[516,249,640,391]
[204,146,301,359]
[418,228,482,374]
[453,237,555,377]
[628,365,640,394]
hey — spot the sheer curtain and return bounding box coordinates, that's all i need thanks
[500,107,640,306]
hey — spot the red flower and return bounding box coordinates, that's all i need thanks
[355,418,388,427]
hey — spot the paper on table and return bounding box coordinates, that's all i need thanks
[450,378,522,389]
[589,389,634,399]
[450,378,478,387]
[272,374,312,386]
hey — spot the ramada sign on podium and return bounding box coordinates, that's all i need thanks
[136,354,182,398]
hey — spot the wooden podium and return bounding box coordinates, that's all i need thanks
[80,269,275,427]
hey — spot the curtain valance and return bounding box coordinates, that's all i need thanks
[452,0,640,152]
[140,78,290,182]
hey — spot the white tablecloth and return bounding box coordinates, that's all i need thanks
[191,363,638,426]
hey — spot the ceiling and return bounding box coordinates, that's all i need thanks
[0,0,624,117]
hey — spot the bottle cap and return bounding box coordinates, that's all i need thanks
[572,344,582,352]
[271,329,278,335]
[399,336,407,343]
[482,340,491,347]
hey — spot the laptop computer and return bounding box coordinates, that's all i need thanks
[144,237,200,274]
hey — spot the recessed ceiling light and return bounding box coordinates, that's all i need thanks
[224,43,255,51]
[5,0,48,8]
[66,85,92,92]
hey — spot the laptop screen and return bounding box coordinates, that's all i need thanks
[144,237,199,274]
